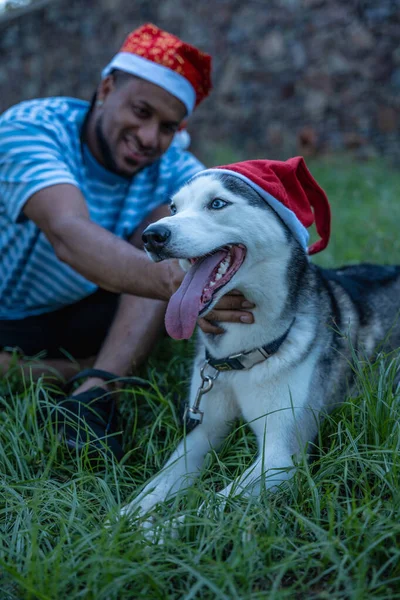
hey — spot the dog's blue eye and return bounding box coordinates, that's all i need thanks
[170,204,177,215]
[209,198,229,210]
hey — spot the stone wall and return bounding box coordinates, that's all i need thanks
[1,0,399,164]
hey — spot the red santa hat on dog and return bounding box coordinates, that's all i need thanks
[207,156,331,254]
[102,23,212,115]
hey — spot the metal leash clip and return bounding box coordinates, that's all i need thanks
[184,360,219,425]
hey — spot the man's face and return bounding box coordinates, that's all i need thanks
[92,75,187,178]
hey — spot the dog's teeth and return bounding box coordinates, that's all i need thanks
[217,259,230,275]
[210,281,216,287]
[215,273,222,280]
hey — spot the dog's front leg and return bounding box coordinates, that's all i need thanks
[119,381,238,521]
[120,426,217,520]
[214,449,294,504]
[212,379,316,506]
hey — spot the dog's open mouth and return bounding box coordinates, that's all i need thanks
[165,244,246,340]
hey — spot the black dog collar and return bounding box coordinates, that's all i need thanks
[206,318,295,371]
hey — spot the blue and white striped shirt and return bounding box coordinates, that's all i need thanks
[0,97,204,319]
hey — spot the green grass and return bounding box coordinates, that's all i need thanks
[1,156,400,599]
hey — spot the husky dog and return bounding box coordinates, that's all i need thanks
[120,157,400,520]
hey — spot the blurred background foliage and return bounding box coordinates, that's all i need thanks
[0,0,399,166]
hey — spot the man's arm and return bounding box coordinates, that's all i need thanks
[23,184,182,302]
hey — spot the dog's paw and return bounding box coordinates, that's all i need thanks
[103,498,147,531]
[104,506,162,542]
[116,492,160,523]
[197,493,228,519]
[148,514,186,545]
[105,499,184,544]
[119,500,139,521]
[126,514,186,545]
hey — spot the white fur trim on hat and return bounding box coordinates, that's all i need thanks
[101,52,196,115]
[200,168,310,251]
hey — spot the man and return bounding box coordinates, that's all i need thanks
[0,24,253,459]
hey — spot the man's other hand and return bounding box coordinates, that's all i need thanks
[198,290,255,335]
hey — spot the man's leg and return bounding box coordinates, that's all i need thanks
[0,289,116,383]
[0,352,95,382]
[72,294,166,394]
[0,291,167,460]
[0,290,166,388]
[56,294,167,460]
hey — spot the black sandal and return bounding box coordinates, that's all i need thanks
[55,369,151,462]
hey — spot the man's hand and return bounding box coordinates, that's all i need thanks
[198,290,255,335]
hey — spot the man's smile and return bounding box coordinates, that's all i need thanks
[122,134,157,164]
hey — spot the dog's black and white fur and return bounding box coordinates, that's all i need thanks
[120,171,400,520]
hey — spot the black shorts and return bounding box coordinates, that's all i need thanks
[0,289,119,359]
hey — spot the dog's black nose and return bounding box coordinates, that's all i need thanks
[142,225,171,251]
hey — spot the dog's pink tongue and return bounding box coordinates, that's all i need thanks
[165,251,226,340]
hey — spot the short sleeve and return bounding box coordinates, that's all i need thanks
[0,118,79,223]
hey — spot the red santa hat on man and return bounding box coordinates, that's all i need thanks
[204,156,331,255]
[102,23,212,116]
